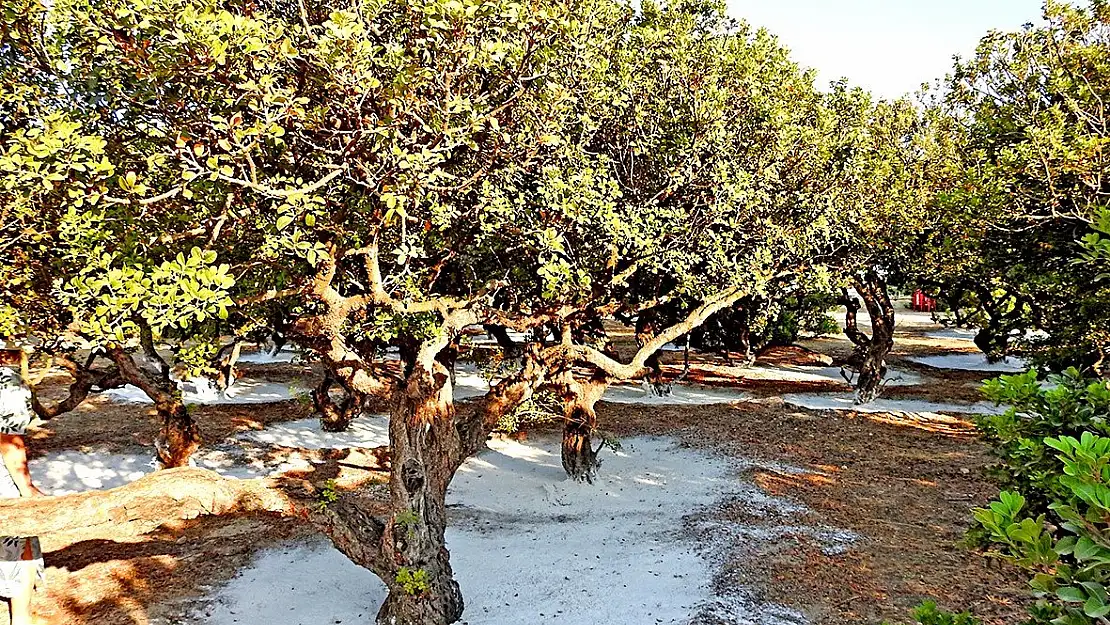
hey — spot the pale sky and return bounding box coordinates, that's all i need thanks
[726,0,1046,99]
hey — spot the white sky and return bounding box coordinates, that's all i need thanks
[725,0,1046,99]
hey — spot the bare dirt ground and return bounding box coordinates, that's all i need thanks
[13,318,1028,625]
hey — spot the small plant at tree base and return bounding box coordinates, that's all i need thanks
[597,430,622,454]
[395,567,430,595]
[883,601,982,625]
[394,509,420,538]
[314,479,339,512]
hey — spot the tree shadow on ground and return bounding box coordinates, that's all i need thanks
[27,513,306,625]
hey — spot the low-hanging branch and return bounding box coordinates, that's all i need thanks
[568,287,748,380]
[0,447,392,539]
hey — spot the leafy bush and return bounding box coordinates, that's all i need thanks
[493,389,561,434]
[692,290,839,357]
[894,601,982,625]
[977,369,1110,514]
[971,369,1110,624]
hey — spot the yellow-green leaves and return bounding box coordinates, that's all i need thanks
[59,247,236,343]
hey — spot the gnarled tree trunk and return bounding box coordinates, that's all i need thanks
[635,311,667,394]
[559,375,609,483]
[376,362,464,625]
[107,347,200,467]
[314,373,366,432]
[841,271,895,405]
[214,340,242,392]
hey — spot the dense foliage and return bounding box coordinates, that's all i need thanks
[917,0,1110,372]
[4,0,1106,621]
[972,371,1110,624]
[1,0,895,620]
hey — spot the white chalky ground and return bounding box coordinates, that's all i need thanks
[602,383,753,405]
[236,347,299,364]
[26,413,835,625]
[782,392,1007,417]
[199,436,825,625]
[907,353,1029,373]
[102,377,306,405]
[735,364,924,387]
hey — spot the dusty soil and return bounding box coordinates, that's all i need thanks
[595,400,1027,625]
[15,316,1028,625]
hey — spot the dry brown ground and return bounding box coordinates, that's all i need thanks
[13,320,1028,625]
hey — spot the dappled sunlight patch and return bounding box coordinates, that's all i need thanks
[200,436,838,624]
[738,363,925,387]
[33,450,152,495]
[754,471,838,495]
[864,411,976,436]
[237,416,389,450]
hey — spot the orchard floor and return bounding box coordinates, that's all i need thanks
[15,309,1030,625]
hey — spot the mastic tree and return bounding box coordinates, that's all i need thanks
[792,84,945,404]
[512,7,852,477]
[1,0,848,622]
[906,3,1110,624]
[916,0,1110,374]
[1,8,241,466]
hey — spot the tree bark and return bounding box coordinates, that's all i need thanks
[482,324,519,355]
[214,340,242,392]
[844,272,895,405]
[106,347,200,467]
[376,362,464,625]
[0,441,393,537]
[559,376,608,483]
[314,369,366,432]
[635,311,668,394]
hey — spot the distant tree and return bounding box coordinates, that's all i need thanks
[917,0,1110,374]
[809,86,943,403]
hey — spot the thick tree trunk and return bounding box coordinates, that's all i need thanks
[482,324,519,355]
[635,312,667,394]
[847,272,895,405]
[106,347,201,468]
[377,363,464,625]
[214,340,242,392]
[313,371,365,432]
[560,377,608,483]
[157,400,201,468]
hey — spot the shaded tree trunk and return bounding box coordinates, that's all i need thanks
[313,370,365,432]
[559,375,608,483]
[841,271,895,405]
[975,289,1028,362]
[106,347,200,467]
[214,340,242,392]
[482,324,519,355]
[635,312,667,394]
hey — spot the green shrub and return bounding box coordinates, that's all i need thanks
[891,601,982,625]
[971,369,1110,624]
[977,369,1110,514]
